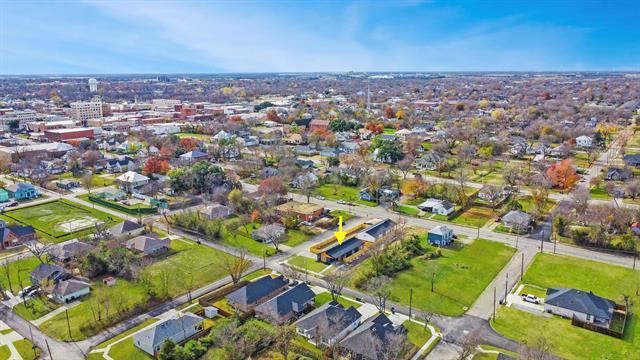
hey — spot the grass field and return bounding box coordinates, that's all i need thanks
[590,186,612,200]
[403,320,431,349]
[60,172,115,187]
[0,257,44,295]
[315,184,377,206]
[108,337,152,360]
[1,200,123,243]
[354,239,515,316]
[0,345,10,359]
[12,339,41,360]
[287,255,328,273]
[79,193,156,213]
[175,132,211,140]
[13,296,60,320]
[492,253,640,360]
[449,206,496,228]
[397,204,420,216]
[95,318,159,350]
[513,196,556,213]
[329,210,355,222]
[314,291,361,309]
[40,239,235,341]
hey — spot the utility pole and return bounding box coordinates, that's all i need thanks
[540,228,544,253]
[634,252,637,270]
[263,250,266,270]
[409,288,413,319]
[504,273,508,302]
[45,339,53,360]
[493,287,496,321]
[521,253,524,281]
[28,324,35,358]
[431,272,435,292]
[65,309,72,340]
[477,225,480,239]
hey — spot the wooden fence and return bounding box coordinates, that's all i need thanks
[571,305,628,339]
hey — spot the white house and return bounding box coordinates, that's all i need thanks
[51,279,91,303]
[116,171,149,192]
[417,198,455,216]
[576,135,593,148]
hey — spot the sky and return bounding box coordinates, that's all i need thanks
[1,0,639,74]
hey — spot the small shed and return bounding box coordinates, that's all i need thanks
[204,306,219,319]
[103,277,117,286]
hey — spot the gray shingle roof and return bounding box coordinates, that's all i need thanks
[340,313,407,360]
[295,300,361,334]
[545,288,615,321]
[134,313,203,353]
[52,279,90,296]
[255,283,315,318]
[226,275,288,307]
[110,220,144,235]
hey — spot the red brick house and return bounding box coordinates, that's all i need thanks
[0,220,37,249]
[309,119,330,132]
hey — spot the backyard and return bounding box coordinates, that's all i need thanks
[492,253,640,359]
[352,239,515,316]
[0,200,123,243]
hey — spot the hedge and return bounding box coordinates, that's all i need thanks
[88,196,157,215]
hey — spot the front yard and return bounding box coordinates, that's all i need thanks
[352,239,515,316]
[492,253,640,360]
[315,184,377,206]
[287,255,328,273]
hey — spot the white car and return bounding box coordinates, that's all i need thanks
[316,196,326,200]
[522,294,541,304]
[336,200,346,204]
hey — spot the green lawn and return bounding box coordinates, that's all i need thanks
[13,296,60,320]
[315,184,377,206]
[59,172,115,187]
[449,206,496,228]
[493,253,640,360]
[175,132,211,140]
[79,193,156,213]
[95,318,159,350]
[220,219,277,257]
[519,284,546,299]
[0,199,123,243]
[108,337,152,360]
[314,292,361,309]
[590,186,612,200]
[12,339,41,360]
[281,229,311,247]
[0,257,42,295]
[287,255,328,273]
[0,345,10,360]
[330,210,355,222]
[397,205,420,216]
[403,320,431,348]
[513,196,556,213]
[354,239,515,316]
[40,239,235,341]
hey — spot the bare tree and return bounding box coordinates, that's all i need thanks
[24,242,52,264]
[81,172,94,195]
[324,270,349,300]
[370,329,412,360]
[262,224,286,252]
[298,174,318,204]
[520,334,554,360]
[396,156,414,180]
[274,324,297,360]
[366,276,391,313]
[481,184,503,211]
[457,329,481,360]
[570,186,590,214]
[223,251,252,284]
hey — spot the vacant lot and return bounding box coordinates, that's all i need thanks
[353,239,515,316]
[287,255,328,273]
[493,253,640,359]
[1,200,122,242]
[449,206,496,228]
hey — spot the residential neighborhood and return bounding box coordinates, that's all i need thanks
[0,2,638,359]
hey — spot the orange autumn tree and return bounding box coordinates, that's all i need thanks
[546,159,578,189]
[143,157,170,175]
[179,137,199,152]
[365,122,384,134]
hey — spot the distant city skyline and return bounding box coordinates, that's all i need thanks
[1,0,639,74]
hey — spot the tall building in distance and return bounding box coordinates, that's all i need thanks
[88,78,98,92]
[70,97,103,123]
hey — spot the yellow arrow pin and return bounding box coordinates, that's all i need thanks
[334,216,346,245]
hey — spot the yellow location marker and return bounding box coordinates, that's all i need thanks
[334,216,346,244]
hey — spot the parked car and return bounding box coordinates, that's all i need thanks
[316,195,326,200]
[522,294,541,304]
[300,221,312,226]
[337,200,346,204]
[18,285,38,298]
[6,200,18,207]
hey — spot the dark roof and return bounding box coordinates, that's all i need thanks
[7,225,35,237]
[49,241,94,260]
[325,238,363,259]
[255,283,315,318]
[623,154,640,165]
[296,300,361,333]
[340,313,406,359]
[110,220,144,235]
[360,219,396,240]
[545,288,615,320]
[30,263,66,282]
[226,275,288,306]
